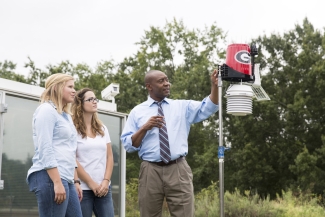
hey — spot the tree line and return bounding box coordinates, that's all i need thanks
[1,18,324,201]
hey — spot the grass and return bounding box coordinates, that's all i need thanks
[125,179,325,217]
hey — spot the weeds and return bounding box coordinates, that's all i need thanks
[125,179,325,217]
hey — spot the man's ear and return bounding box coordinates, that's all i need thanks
[145,83,152,91]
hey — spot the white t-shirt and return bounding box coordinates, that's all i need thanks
[76,125,111,190]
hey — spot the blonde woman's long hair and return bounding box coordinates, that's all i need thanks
[72,88,104,139]
[40,73,74,114]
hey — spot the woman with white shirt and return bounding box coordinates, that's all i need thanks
[72,88,114,217]
[26,73,83,217]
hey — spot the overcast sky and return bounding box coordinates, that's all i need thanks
[1,0,324,76]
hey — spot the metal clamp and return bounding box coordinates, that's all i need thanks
[0,103,8,113]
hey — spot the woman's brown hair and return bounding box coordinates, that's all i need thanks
[72,88,104,139]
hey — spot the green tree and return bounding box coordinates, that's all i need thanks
[0,60,26,83]
[42,60,117,99]
[289,146,318,192]
[25,57,48,87]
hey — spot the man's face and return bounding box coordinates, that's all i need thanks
[147,71,170,101]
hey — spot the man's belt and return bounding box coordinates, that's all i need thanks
[147,156,185,166]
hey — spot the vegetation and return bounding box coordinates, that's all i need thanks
[1,18,325,215]
[126,179,325,217]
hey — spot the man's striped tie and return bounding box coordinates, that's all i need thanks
[156,101,171,163]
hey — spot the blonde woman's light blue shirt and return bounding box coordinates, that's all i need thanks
[27,102,77,184]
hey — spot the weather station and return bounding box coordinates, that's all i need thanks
[217,43,270,217]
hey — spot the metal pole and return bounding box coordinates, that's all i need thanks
[120,116,127,217]
[217,73,224,217]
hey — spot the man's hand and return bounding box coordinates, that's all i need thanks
[142,115,165,131]
[210,69,218,86]
[131,115,165,148]
[209,69,219,104]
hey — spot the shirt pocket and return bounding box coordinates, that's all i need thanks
[168,114,182,131]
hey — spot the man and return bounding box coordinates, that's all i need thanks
[120,69,219,217]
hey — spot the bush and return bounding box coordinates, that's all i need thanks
[125,178,140,217]
[125,180,325,217]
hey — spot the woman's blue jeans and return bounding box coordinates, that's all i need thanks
[81,187,114,217]
[28,170,82,217]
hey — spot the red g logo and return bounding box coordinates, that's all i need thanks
[235,50,251,64]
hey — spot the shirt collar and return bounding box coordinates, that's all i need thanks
[147,96,170,107]
[47,100,57,110]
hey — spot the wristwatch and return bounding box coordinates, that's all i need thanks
[74,179,81,185]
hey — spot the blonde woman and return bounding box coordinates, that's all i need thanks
[26,73,82,217]
[72,88,114,217]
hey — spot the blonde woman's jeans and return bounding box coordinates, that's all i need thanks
[28,170,82,217]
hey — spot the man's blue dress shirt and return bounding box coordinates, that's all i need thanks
[121,96,219,162]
